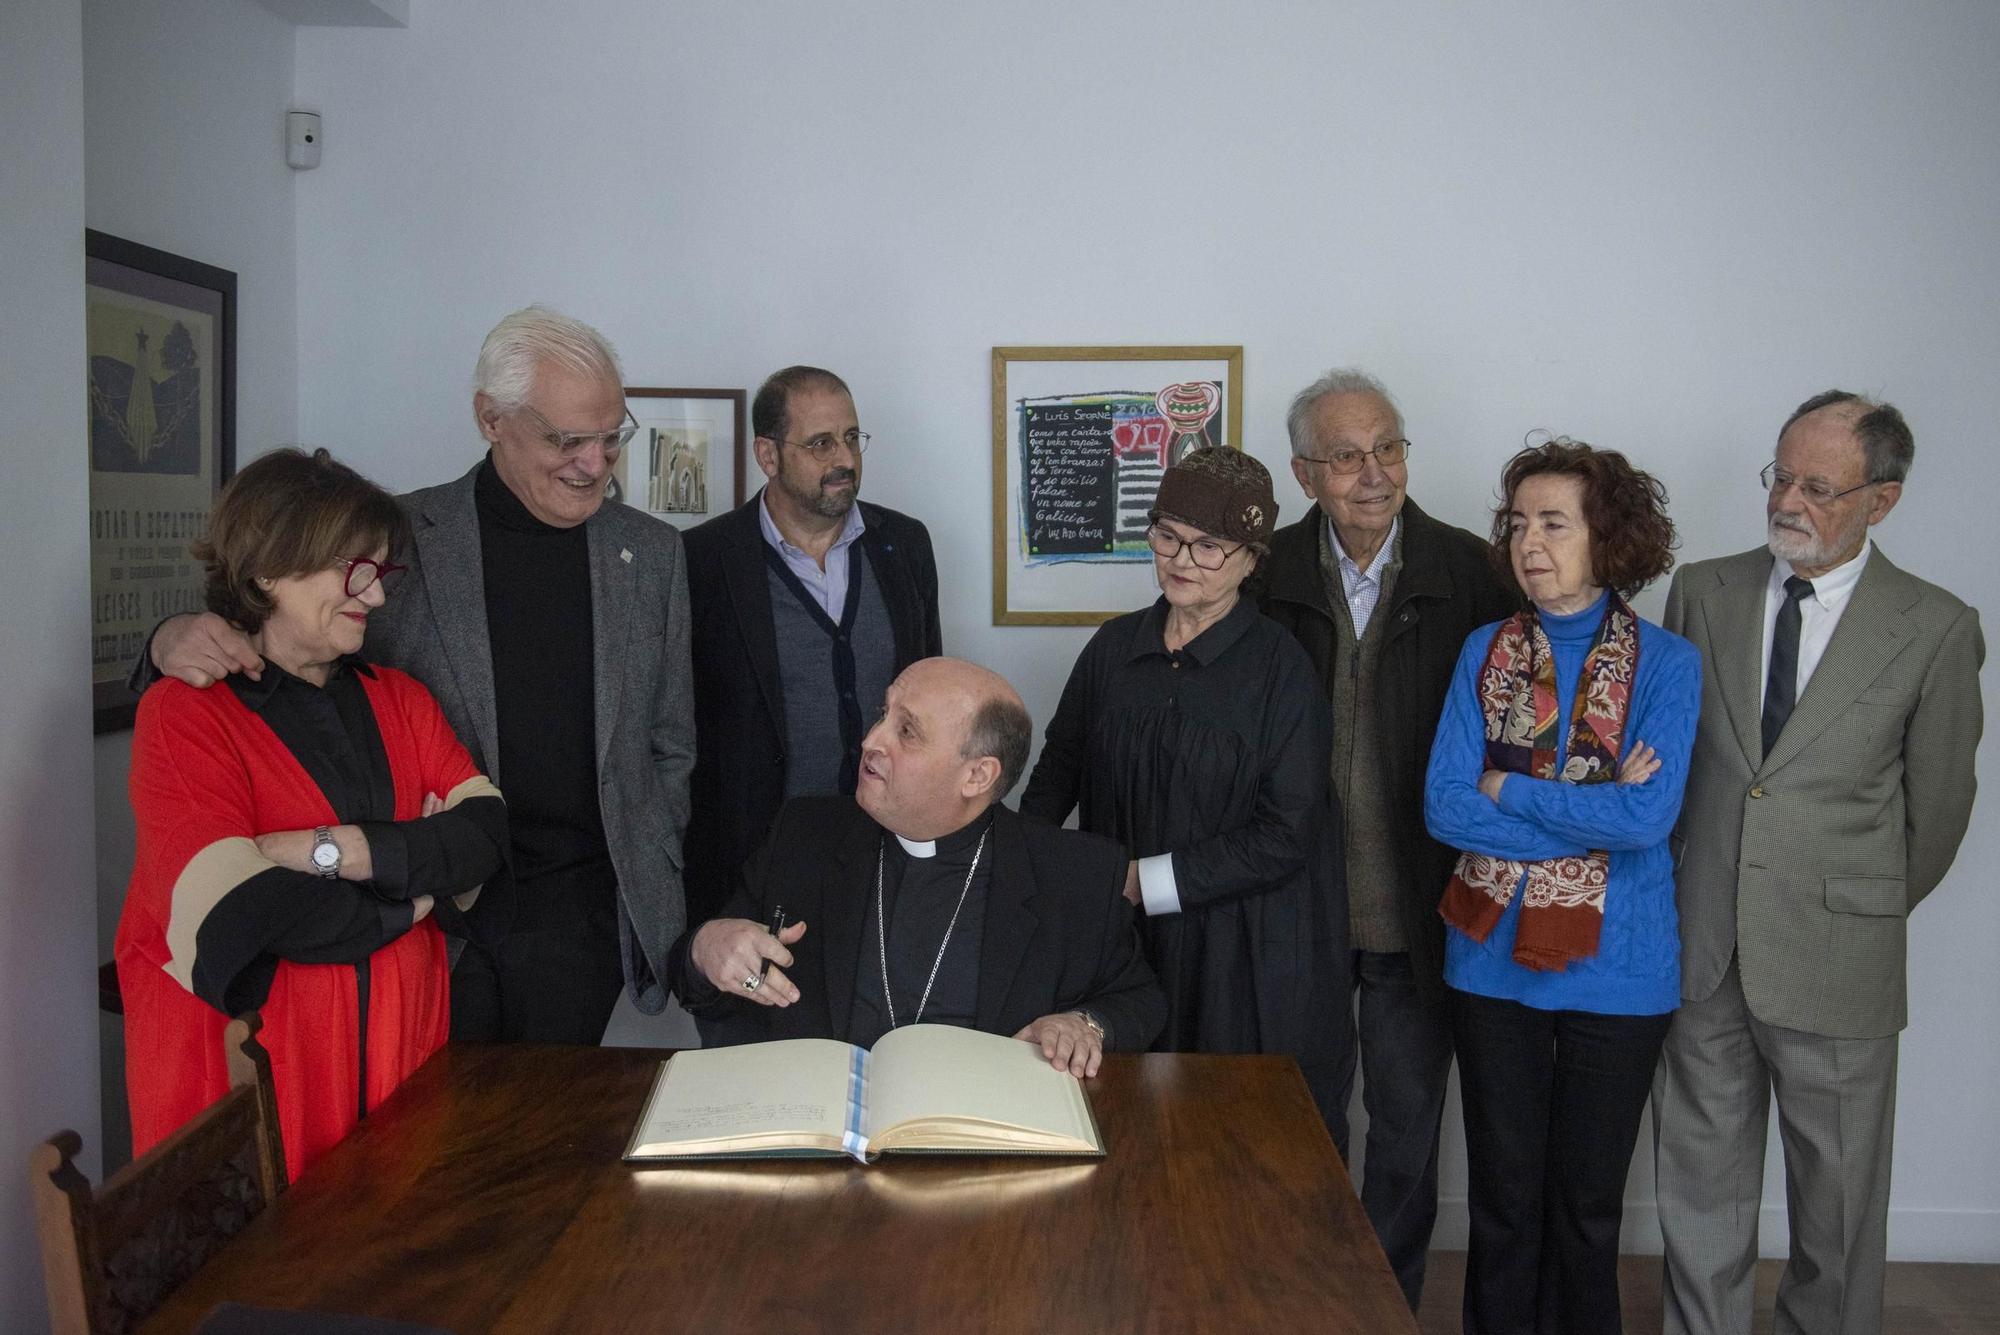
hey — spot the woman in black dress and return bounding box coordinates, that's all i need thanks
[1020,446,1350,1137]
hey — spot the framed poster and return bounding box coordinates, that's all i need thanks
[613,387,747,530]
[87,230,236,734]
[991,345,1243,625]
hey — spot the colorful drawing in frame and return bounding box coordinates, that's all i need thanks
[86,230,236,733]
[1012,382,1225,565]
[992,346,1242,625]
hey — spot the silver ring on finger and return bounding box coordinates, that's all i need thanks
[742,974,761,992]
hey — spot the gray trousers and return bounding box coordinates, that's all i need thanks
[1651,959,1898,1335]
[1348,949,1455,1310]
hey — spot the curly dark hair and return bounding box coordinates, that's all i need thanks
[191,447,409,634]
[1487,439,1676,598]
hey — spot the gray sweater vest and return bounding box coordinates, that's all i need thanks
[1319,523,1407,951]
[768,548,898,799]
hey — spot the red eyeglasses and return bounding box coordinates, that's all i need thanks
[334,556,408,597]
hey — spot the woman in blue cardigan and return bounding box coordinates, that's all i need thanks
[1425,440,1700,1335]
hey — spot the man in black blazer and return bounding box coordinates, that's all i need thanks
[670,658,1165,1074]
[680,366,942,929]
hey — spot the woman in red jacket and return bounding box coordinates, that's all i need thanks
[116,448,506,1180]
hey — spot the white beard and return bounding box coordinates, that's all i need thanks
[1767,511,1862,571]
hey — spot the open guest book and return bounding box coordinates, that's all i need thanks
[623,1024,1104,1163]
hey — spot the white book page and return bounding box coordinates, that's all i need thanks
[633,1038,859,1151]
[865,1024,1096,1147]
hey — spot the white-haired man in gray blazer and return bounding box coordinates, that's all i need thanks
[142,307,694,1045]
[1652,390,1984,1335]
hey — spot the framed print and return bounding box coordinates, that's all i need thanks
[613,387,747,530]
[991,345,1243,625]
[87,230,236,734]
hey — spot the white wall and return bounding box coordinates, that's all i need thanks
[277,0,2000,1260]
[84,0,300,1167]
[0,1,99,1325]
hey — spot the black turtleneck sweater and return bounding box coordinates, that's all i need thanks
[846,806,996,1047]
[475,456,615,925]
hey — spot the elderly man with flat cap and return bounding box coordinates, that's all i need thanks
[1653,390,1983,1335]
[673,657,1164,1073]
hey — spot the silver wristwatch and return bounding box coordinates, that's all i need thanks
[310,826,341,879]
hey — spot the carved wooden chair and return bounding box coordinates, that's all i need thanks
[32,1012,286,1335]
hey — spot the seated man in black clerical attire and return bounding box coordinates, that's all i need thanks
[669,657,1165,1075]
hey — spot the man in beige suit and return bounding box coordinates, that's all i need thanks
[1653,391,1984,1335]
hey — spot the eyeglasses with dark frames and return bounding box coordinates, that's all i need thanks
[771,429,871,461]
[1295,438,1412,475]
[1759,462,1880,508]
[334,556,408,598]
[515,403,641,457]
[1145,522,1243,572]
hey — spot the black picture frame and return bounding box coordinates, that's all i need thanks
[86,229,237,734]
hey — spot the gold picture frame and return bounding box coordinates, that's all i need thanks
[991,345,1243,626]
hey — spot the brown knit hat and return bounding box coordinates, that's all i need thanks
[1148,445,1279,546]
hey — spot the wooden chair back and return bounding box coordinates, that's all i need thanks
[32,1012,286,1335]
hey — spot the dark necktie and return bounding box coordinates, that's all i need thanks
[1760,575,1815,759]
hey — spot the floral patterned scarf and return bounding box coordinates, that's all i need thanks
[1438,594,1640,971]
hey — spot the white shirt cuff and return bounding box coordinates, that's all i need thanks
[1137,853,1182,917]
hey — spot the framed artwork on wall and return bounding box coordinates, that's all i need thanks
[991,344,1244,626]
[86,229,237,734]
[614,387,748,530]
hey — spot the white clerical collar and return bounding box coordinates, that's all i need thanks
[891,809,998,860]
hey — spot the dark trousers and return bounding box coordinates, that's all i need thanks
[1348,949,1454,1310]
[1450,988,1671,1335]
[449,898,625,1044]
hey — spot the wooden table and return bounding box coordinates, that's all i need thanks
[144,1044,1416,1334]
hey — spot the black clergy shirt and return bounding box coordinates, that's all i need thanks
[846,807,995,1047]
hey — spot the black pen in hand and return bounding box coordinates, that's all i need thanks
[760,905,786,979]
